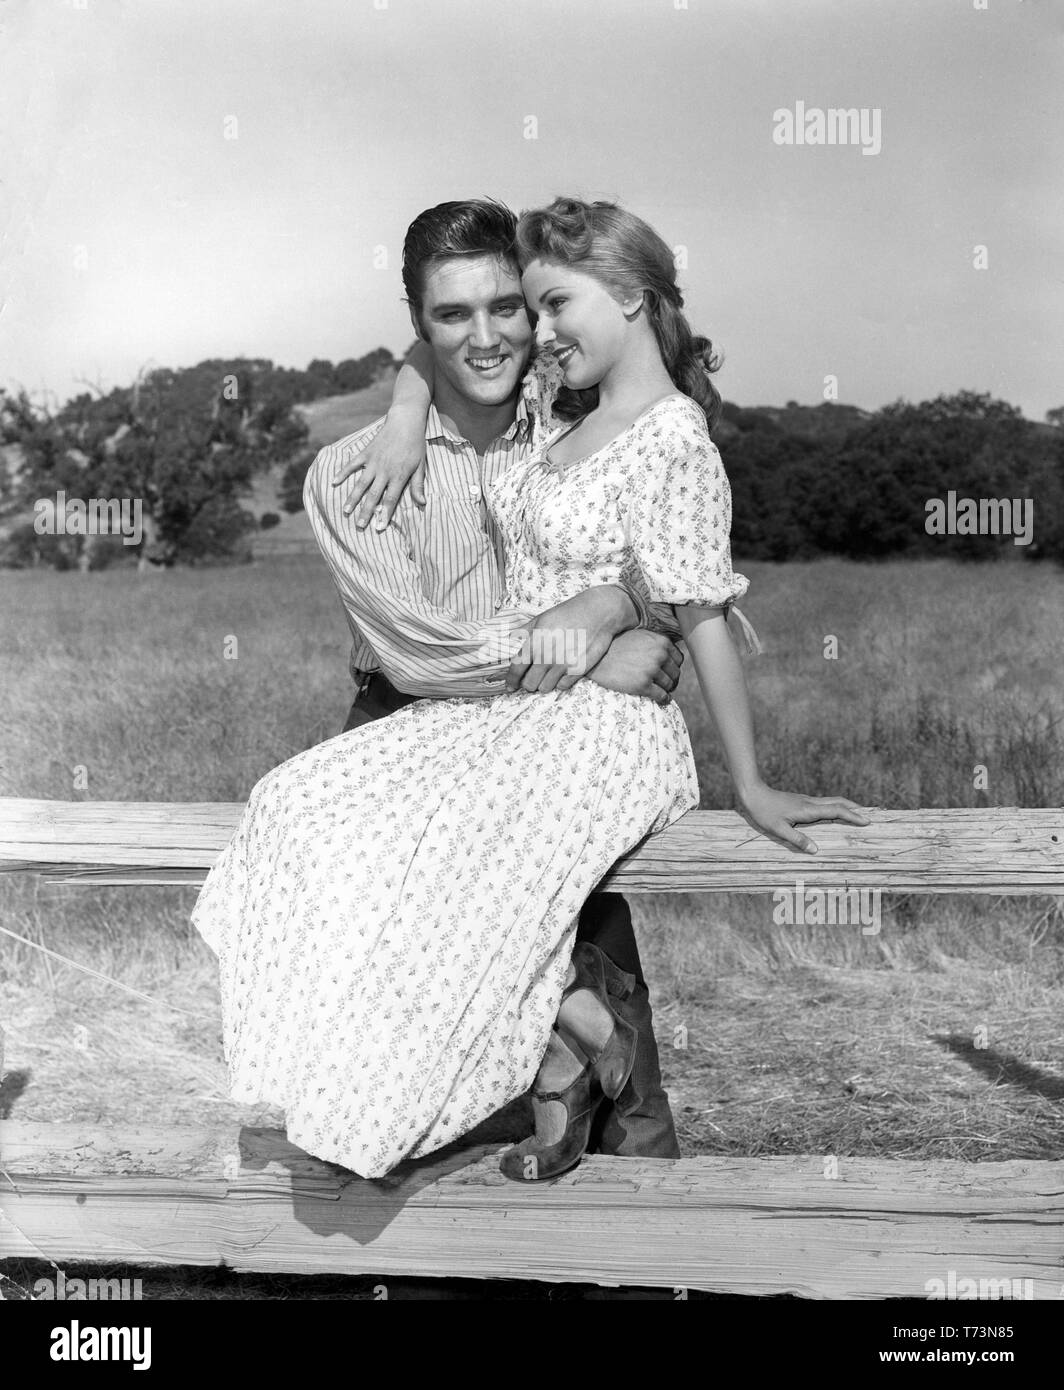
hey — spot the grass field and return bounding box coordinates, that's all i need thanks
[2,554,1063,1205]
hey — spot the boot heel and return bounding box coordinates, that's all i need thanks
[612,1069,644,1119]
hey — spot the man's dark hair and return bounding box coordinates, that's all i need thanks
[402,199,518,321]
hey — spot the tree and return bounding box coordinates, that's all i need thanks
[334,358,373,393]
[279,450,316,514]
[362,346,395,377]
[726,420,825,561]
[722,390,1059,566]
[1023,429,1064,563]
[3,359,313,568]
[306,359,337,393]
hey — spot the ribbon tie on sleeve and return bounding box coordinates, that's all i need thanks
[723,601,763,656]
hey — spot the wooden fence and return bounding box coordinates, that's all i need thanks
[1,799,1062,1296]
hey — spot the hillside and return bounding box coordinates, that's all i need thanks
[244,374,396,556]
[297,374,395,447]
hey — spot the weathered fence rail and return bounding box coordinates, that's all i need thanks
[2,1124,1062,1298]
[1,799,1062,1296]
[1,800,1062,892]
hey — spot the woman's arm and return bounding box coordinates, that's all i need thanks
[674,604,869,852]
[333,341,436,529]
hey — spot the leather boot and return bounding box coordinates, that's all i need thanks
[589,978,681,1158]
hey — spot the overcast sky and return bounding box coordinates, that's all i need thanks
[2,0,1061,417]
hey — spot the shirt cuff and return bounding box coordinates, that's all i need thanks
[617,579,651,630]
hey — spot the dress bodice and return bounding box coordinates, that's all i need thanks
[487,385,749,638]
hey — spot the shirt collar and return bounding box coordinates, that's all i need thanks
[425,394,532,448]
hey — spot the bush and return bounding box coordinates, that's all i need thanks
[279,449,315,513]
[0,522,82,570]
[0,521,43,569]
[85,533,140,571]
[259,511,281,530]
[175,498,257,565]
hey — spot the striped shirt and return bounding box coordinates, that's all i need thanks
[303,398,538,699]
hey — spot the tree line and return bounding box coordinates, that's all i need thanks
[1,360,1060,569]
[717,393,1064,565]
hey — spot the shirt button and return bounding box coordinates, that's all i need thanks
[467,485,481,500]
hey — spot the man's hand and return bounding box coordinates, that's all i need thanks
[585,629,684,705]
[504,586,638,694]
[333,420,427,530]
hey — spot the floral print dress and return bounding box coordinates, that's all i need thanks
[191,361,750,1177]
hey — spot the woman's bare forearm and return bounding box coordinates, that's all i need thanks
[673,604,763,800]
[336,342,437,527]
[674,602,871,853]
[387,341,435,424]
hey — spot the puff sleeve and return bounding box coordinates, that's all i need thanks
[625,398,760,650]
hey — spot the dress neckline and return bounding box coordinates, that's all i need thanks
[542,392,688,474]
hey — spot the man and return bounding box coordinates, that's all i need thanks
[303,198,681,1159]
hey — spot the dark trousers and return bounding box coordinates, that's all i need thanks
[341,672,680,1158]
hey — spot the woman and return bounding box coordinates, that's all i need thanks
[192,197,868,1180]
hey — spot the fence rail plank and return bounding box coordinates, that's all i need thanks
[0,799,1061,892]
[1,1123,1060,1296]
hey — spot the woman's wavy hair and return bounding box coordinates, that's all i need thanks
[515,197,723,428]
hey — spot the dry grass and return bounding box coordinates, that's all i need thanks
[641,892,1064,1163]
[297,379,398,447]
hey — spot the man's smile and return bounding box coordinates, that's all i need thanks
[467,354,509,374]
